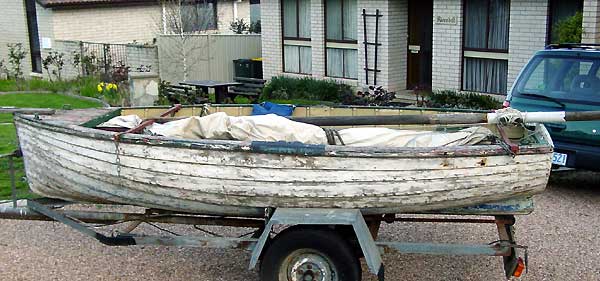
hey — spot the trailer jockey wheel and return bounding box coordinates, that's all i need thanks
[259,227,362,281]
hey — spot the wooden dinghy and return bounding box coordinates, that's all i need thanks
[14,104,559,217]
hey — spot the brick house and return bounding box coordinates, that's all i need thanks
[261,0,600,96]
[0,0,260,77]
[38,0,262,44]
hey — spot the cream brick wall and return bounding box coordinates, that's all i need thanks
[51,1,252,44]
[0,0,31,76]
[431,0,463,91]
[433,0,549,95]
[262,0,406,91]
[507,0,548,92]
[0,1,54,77]
[356,0,408,91]
[311,0,326,78]
[583,0,600,43]
[52,5,162,44]
[261,0,283,80]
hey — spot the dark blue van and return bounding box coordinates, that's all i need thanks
[505,44,600,171]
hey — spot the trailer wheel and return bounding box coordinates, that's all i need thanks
[259,227,362,281]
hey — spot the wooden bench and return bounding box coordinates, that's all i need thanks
[228,77,266,103]
[161,84,208,105]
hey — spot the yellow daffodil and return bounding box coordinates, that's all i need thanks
[97,84,103,93]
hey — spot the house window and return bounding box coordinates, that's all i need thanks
[325,0,357,79]
[181,0,218,32]
[462,0,510,94]
[250,0,261,26]
[25,0,41,73]
[282,0,312,74]
[547,0,583,44]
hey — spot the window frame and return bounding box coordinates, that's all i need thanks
[545,0,584,45]
[281,0,312,74]
[462,0,510,54]
[324,0,358,79]
[282,0,312,41]
[461,0,511,95]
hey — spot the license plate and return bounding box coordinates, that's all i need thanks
[552,152,568,166]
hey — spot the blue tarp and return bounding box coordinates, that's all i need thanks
[251,102,295,116]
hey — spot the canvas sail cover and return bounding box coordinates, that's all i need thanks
[101,113,494,147]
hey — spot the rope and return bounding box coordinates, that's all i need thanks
[494,108,524,126]
[199,104,210,117]
[324,128,345,145]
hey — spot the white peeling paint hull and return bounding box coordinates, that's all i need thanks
[15,115,553,217]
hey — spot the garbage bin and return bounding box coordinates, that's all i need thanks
[234,58,263,79]
[234,59,252,78]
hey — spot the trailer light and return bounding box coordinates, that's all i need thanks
[513,257,525,278]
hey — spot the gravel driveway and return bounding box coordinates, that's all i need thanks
[0,171,599,281]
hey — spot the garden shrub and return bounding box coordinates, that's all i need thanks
[261,76,352,102]
[341,86,396,106]
[421,90,502,110]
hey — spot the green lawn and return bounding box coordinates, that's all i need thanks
[0,93,102,109]
[0,77,101,98]
[0,93,103,200]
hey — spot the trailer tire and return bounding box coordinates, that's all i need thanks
[259,227,362,281]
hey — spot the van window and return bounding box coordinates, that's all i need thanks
[516,56,600,103]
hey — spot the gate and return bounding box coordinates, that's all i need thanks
[80,42,129,79]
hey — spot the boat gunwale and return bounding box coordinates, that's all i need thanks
[14,111,554,159]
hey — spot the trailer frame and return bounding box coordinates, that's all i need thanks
[0,150,528,280]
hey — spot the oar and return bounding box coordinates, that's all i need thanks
[142,109,600,126]
[290,110,600,126]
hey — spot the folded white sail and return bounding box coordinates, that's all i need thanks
[113,112,495,147]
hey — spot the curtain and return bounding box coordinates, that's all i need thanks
[299,46,312,74]
[196,1,216,30]
[326,0,342,40]
[343,0,357,41]
[283,0,297,37]
[464,0,487,49]
[285,45,312,74]
[463,57,508,94]
[181,0,216,32]
[488,0,509,50]
[327,48,344,77]
[298,0,311,38]
[181,2,196,32]
[327,48,357,78]
[284,45,300,73]
[344,49,357,78]
[326,0,357,41]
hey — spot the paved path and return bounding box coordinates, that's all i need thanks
[0,171,599,280]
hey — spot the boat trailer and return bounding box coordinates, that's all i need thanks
[0,151,528,280]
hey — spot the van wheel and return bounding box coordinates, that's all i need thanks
[259,227,362,281]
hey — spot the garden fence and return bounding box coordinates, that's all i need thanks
[157,34,262,83]
[40,40,159,81]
